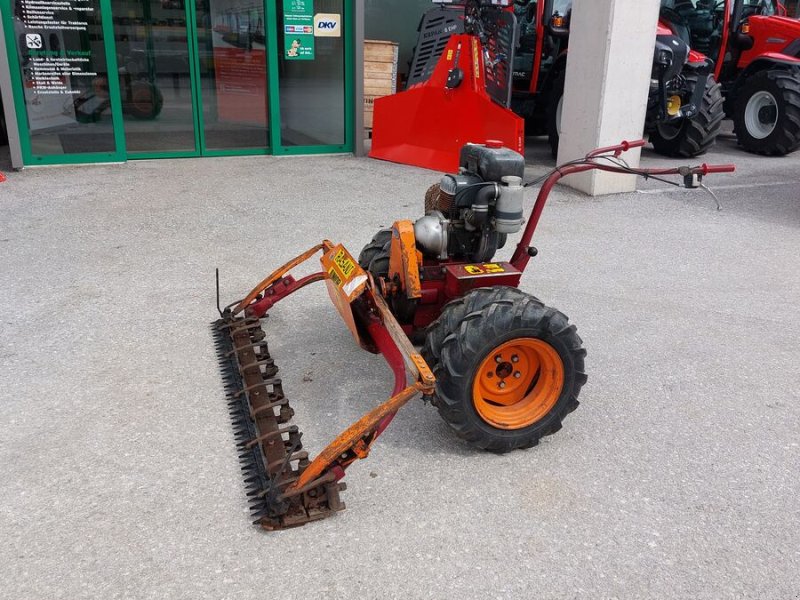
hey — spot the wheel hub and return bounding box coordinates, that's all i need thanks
[745,90,778,140]
[473,338,565,430]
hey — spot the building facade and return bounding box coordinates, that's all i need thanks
[0,0,362,168]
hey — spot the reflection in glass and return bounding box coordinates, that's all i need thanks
[277,0,346,146]
[196,0,270,150]
[12,0,116,155]
[112,0,197,153]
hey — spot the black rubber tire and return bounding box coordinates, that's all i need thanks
[649,72,724,158]
[366,243,391,280]
[546,71,565,158]
[732,68,800,156]
[357,229,392,270]
[421,286,587,453]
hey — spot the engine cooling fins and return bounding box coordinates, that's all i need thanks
[212,315,346,530]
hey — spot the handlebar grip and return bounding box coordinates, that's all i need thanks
[700,164,736,174]
[620,139,646,150]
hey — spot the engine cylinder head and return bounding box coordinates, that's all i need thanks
[424,184,454,214]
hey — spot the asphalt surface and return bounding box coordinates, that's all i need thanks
[1,124,799,599]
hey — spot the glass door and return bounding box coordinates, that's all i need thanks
[274,0,352,153]
[194,0,270,153]
[111,0,200,156]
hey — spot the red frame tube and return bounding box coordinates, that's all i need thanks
[245,272,327,319]
[510,142,735,272]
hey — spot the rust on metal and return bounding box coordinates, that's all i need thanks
[388,221,422,299]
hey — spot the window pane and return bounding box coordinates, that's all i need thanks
[277,0,346,146]
[112,0,197,154]
[196,0,270,151]
[12,0,117,156]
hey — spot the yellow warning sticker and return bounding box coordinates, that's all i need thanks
[333,248,356,278]
[464,263,505,275]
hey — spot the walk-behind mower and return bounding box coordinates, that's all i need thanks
[214,140,734,530]
[659,0,800,155]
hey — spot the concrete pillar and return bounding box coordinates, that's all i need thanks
[556,0,660,196]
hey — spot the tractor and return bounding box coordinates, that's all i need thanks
[659,0,800,155]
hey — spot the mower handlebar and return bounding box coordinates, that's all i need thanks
[585,139,646,158]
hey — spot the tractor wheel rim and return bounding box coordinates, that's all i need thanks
[745,91,778,140]
[473,338,565,430]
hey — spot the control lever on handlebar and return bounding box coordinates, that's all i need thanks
[678,165,735,211]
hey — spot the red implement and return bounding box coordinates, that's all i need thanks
[369,34,524,173]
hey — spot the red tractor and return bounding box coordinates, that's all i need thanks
[660,0,800,155]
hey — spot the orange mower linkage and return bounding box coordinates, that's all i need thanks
[214,140,734,530]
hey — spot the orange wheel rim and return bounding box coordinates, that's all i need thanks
[472,338,564,430]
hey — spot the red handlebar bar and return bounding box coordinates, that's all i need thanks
[586,139,646,158]
[700,163,736,174]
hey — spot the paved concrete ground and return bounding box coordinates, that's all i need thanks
[1,125,798,599]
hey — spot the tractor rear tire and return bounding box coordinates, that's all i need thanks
[732,68,800,156]
[649,72,724,158]
[422,287,587,453]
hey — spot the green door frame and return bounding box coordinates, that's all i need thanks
[269,0,354,156]
[120,0,202,160]
[1,0,126,165]
[1,0,354,166]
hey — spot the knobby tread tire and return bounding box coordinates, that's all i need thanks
[733,68,800,156]
[422,287,587,453]
[357,229,392,270]
[650,72,724,158]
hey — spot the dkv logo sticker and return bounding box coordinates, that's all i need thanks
[314,13,341,37]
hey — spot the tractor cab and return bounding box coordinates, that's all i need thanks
[511,0,572,94]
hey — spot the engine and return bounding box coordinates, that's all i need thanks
[413,142,526,264]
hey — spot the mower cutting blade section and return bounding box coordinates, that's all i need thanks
[214,241,435,530]
[212,316,345,530]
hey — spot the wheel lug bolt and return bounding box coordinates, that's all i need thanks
[511,355,519,363]
[494,355,502,363]
[498,381,506,389]
[514,371,521,379]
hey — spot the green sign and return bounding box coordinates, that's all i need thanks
[283,0,315,60]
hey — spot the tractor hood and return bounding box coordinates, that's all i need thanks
[737,15,800,67]
[746,15,800,58]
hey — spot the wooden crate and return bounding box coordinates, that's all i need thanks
[364,40,399,132]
